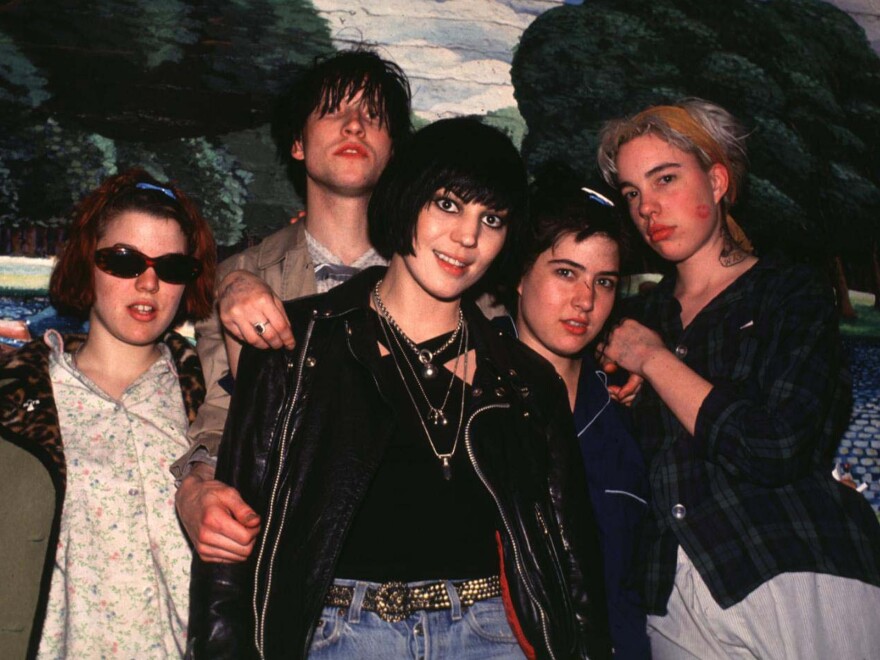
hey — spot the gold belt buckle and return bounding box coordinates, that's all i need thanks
[374,581,410,622]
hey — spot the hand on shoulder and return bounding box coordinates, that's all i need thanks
[218,270,295,350]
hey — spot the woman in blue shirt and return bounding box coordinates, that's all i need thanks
[497,168,650,659]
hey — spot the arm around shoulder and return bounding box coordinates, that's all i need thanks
[188,341,292,657]
[171,254,245,479]
[172,247,280,479]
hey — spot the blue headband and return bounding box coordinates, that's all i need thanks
[135,182,177,200]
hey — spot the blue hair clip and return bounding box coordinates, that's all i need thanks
[581,186,614,207]
[135,182,177,200]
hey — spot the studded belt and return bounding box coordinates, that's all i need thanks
[324,575,502,622]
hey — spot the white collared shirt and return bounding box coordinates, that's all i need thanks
[305,228,386,294]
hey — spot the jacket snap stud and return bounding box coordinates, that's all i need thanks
[472,387,482,397]
[494,386,506,397]
[305,356,317,368]
[674,345,688,359]
[672,503,686,520]
[508,368,517,377]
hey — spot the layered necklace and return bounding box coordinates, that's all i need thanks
[373,281,468,480]
[373,281,464,380]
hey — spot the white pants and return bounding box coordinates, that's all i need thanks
[648,547,880,660]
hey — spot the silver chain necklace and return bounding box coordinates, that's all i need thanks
[373,280,463,380]
[373,291,468,480]
[379,302,465,427]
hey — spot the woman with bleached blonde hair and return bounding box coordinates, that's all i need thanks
[597,98,880,659]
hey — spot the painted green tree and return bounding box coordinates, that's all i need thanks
[512,0,880,312]
[0,0,333,249]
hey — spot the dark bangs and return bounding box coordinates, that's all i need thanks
[430,169,521,220]
[518,163,627,280]
[368,117,528,261]
[271,48,412,197]
[314,71,410,144]
[288,48,412,147]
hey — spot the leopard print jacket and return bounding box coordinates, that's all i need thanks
[0,331,205,495]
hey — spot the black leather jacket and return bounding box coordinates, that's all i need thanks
[189,268,611,659]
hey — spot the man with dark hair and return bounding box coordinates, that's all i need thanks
[272,49,412,201]
[172,48,412,563]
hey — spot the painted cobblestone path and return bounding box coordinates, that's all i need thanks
[838,338,880,515]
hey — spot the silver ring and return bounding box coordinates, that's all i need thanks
[253,320,270,336]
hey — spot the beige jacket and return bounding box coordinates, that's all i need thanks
[171,222,316,478]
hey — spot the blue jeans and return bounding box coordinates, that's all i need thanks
[307,578,527,659]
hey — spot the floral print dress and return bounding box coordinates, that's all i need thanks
[37,331,192,659]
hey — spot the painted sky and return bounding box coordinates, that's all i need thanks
[312,0,565,120]
[312,0,878,121]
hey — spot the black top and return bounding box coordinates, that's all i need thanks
[190,266,613,659]
[334,312,501,581]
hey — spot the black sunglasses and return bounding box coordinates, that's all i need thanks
[95,246,201,284]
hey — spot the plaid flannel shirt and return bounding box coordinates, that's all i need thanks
[628,252,880,613]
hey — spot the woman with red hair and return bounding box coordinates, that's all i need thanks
[0,169,215,659]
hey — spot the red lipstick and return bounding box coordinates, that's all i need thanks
[434,250,469,276]
[127,301,158,322]
[561,319,589,336]
[648,224,674,242]
[333,142,368,158]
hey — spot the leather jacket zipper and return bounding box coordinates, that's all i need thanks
[465,403,558,660]
[534,503,550,536]
[298,318,392,659]
[253,315,316,658]
[533,503,573,625]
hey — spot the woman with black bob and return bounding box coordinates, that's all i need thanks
[189,117,611,659]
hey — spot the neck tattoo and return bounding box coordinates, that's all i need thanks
[719,227,747,267]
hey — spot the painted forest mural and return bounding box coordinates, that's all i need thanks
[2,0,880,510]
